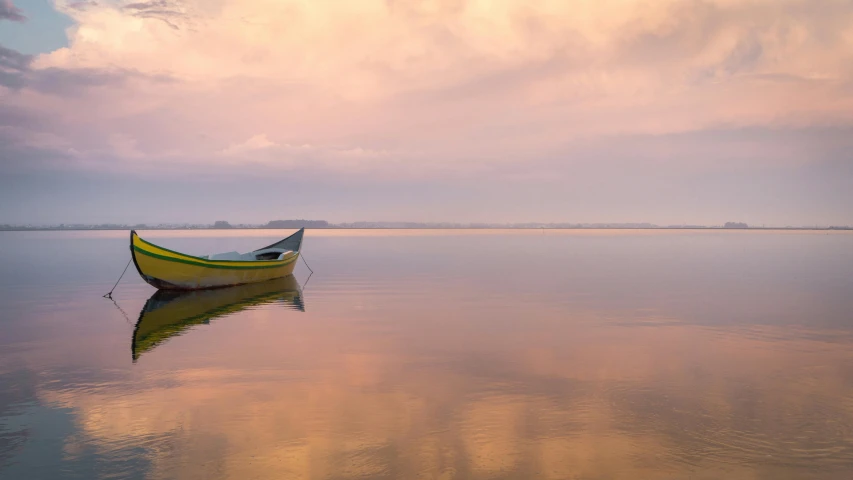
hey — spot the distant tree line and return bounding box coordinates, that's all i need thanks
[210,220,329,229]
[724,222,749,229]
[264,219,329,228]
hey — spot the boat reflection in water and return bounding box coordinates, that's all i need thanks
[132,275,304,361]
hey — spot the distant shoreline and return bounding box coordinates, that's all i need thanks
[1,227,850,232]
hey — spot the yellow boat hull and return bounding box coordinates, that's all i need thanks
[130,231,300,290]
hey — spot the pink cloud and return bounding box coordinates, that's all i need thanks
[1,0,851,182]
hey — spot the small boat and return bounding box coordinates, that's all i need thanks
[132,275,304,361]
[130,228,304,290]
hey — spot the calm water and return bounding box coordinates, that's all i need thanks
[1,229,853,479]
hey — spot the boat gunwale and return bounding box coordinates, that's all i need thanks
[132,232,296,264]
[132,246,298,270]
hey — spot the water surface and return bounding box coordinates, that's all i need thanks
[1,229,852,479]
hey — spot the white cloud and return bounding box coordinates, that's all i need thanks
[220,134,276,155]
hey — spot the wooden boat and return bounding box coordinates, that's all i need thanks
[132,275,304,361]
[130,228,304,290]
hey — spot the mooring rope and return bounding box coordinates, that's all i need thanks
[104,258,132,298]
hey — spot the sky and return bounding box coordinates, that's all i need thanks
[1,0,852,226]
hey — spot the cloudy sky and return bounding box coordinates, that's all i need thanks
[1,0,851,225]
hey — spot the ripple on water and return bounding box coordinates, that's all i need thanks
[604,378,853,471]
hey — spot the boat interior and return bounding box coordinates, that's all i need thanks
[204,248,293,261]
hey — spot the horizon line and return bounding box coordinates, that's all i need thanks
[1,223,851,232]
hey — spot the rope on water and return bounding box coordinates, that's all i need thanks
[107,295,133,325]
[104,258,132,298]
[301,270,313,290]
[300,251,314,274]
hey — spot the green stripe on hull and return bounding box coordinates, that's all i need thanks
[133,246,297,270]
[135,235,238,262]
